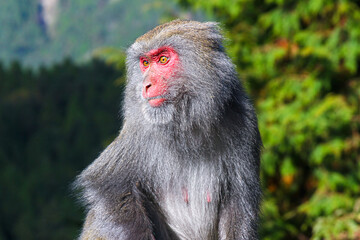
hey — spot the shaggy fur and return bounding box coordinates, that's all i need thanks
[75,20,262,240]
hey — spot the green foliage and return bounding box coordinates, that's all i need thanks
[0,59,125,239]
[178,0,360,239]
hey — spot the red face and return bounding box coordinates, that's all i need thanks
[140,46,179,107]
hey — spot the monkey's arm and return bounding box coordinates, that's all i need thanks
[218,170,261,240]
[78,184,157,240]
[218,195,259,240]
[79,210,105,240]
[219,155,261,239]
[217,98,261,240]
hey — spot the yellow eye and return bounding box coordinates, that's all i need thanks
[143,60,149,67]
[159,56,168,64]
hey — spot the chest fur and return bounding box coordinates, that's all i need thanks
[157,164,222,240]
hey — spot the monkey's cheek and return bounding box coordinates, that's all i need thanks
[148,98,166,107]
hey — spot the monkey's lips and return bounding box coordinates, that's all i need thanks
[147,96,166,107]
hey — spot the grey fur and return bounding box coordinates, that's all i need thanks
[75,20,262,240]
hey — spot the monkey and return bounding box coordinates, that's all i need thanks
[75,20,262,240]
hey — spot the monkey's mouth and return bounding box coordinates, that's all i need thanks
[147,96,167,107]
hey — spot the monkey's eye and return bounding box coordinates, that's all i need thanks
[142,59,150,67]
[159,56,168,64]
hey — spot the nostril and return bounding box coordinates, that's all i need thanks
[145,82,151,92]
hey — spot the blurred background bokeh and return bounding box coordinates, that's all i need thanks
[0,0,359,239]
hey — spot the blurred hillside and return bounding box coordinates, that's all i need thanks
[0,0,175,67]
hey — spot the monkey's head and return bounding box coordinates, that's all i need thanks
[125,20,238,127]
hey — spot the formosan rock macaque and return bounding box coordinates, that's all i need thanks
[75,20,262,240]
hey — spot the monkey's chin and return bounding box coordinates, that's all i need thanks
[141,102,174,125]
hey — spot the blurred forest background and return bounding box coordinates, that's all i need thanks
[0,0,359,239]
